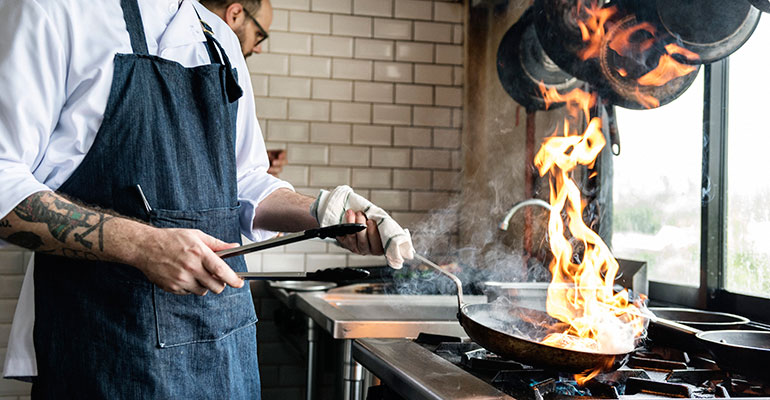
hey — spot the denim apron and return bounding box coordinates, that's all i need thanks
[31,0,259,398]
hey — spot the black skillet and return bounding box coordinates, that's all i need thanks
[418,255,639,374]
[652,315,770,379]
[749,0,770,13]
[533,0,700,110]
[497,7,585,111]
[648,307,750,331]
[629,0,761,64]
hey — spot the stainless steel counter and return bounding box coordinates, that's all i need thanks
[292,290,487,400]
[294,292,486,339]
[353,338,514,400]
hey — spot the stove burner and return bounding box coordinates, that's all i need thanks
[419,334,770,399]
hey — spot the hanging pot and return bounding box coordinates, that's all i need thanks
[749,0,770,13]
[533,0,609,84]
[497,7,584,111]
[533,0,700,110]
[633,0,761,64]
[596,12,701,109]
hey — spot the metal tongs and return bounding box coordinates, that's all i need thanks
[215,223,367,279]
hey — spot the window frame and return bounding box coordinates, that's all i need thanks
[646,60,770,323]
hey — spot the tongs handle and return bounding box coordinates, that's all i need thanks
[216,223,366,259]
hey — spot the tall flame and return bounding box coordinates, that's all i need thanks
[529,3,701,384]
[535,86,646,384]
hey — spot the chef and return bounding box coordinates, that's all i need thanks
[199,0,269,58]
[0,0,412,397]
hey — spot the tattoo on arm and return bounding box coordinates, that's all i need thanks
[13,192,114,251]
[5,231,43,250]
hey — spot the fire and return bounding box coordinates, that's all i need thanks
[577,3,616,60]
[534,85,646,384]
[528,3,701,383]
[637,45,699,86]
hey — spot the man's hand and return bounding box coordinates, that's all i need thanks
[267,149,287,176]
[135,228,244,296]
[335,209,384,256]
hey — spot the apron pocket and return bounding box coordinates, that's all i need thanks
[150,206,257,348]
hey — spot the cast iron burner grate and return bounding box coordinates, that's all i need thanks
[414,333,770,399]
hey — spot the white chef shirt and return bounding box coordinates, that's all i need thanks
[0,0,292,378]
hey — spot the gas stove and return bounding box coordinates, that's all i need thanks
[353,332,770,400]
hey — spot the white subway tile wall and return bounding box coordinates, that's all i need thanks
[0,3,464,395]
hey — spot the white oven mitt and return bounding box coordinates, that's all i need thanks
[310,185,414,269]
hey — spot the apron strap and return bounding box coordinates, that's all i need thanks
[119,0,150,56]
[204,33,243,102]
[194,12,243,103]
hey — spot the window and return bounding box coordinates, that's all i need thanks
[611,72,704,286]
[725,16,770,299]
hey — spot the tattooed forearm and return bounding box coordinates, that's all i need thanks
[0,191,121,261]
[12,192,114,251]
[0,190,155,268]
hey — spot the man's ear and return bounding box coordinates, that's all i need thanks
[223,2,246,30]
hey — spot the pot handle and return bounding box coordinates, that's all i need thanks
[414,254,464,312]
[649,315,703,336]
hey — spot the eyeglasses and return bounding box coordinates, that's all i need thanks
[243,8,269,46]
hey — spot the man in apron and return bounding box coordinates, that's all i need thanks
[0,0,409,397]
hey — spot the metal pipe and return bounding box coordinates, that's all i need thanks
[342,339,363,400]
[306,316,317,400]
[499,199,552,231]
[414,254,464,311]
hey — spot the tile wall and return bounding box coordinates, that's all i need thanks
[243,0,466,272]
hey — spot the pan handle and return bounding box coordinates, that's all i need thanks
[648,315,703,336]
[414,254,464,312]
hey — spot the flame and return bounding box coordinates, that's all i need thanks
[535,84,647,385]
[524,0,700,384]
[637,45,699,87]
[577,3,617,60]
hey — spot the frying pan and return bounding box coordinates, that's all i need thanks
[496,7,585,111]
[627,0,761,64]
[749,0,770,13]
[651,315,770,379]
[648,307,750,331]
[415,254,639,374]
[533,0,700,110]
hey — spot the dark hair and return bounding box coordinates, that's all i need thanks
[199,0,263,15]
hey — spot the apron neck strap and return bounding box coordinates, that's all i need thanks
[193,10,243,103]
[120,0,150,55]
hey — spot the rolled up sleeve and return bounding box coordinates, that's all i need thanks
[0,0,64,219]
